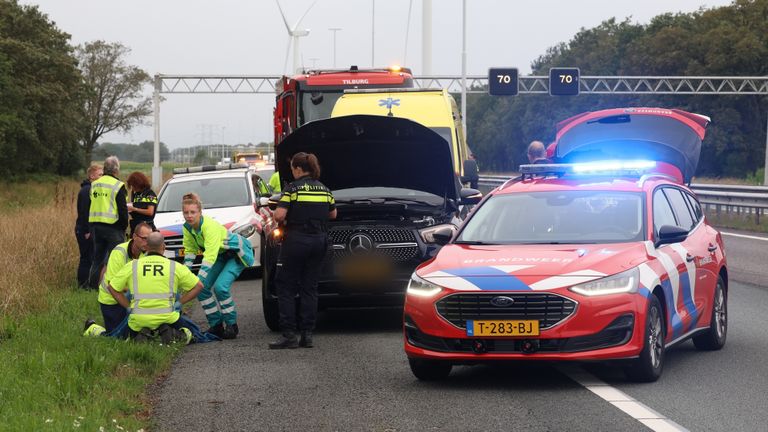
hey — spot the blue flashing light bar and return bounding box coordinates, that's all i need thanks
[571,160,656,173]
[520,160,656,177]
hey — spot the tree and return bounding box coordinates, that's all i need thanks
[466,0,768,177]
[75,40,152,164]
[0,0,83,177]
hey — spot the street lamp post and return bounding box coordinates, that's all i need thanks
[329,27,342,68]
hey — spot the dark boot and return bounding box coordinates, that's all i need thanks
[83,318,96,333]
[299,331,313,348]
[133,328,154,343]
[268,332,299,349]
[222,323,239,340]
[158,324,173,344]
[207,322,224,338]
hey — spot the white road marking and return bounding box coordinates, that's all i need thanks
[559,366,689,432]
[721,231,768,242]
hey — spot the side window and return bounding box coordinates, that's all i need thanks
[653,189,677,235]
[684,192,703,224]
[664,188,695,231]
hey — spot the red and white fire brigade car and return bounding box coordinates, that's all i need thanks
[403,108,728,382]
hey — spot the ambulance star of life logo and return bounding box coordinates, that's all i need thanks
[378,98,400,109]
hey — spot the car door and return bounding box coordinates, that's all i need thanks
[683,190,721,316]
[662,187,710,329]
[652,187,689,340]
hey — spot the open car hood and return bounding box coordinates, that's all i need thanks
[276,115,459,200]
[555,108,710,183]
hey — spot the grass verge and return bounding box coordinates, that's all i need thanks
[0,178,182,431]
[706,211,768,234]
[0,288,179,431]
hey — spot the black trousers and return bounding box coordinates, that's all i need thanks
[100,303,127,334]
[87,224,126,289]
[75,226,93,288]
[274,232,328,333]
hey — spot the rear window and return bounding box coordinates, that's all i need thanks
[157,177,250,212]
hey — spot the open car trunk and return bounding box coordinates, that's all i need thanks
[555,108,710,183]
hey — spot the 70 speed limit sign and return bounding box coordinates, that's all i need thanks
[549,67,580,96]
[488,68,519,96]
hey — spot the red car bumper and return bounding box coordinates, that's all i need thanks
[403,288,650,362]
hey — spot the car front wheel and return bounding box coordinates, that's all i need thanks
[408,358,452,381]
[625,294,665,382]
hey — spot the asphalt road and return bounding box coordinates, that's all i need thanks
[154,233,768,432]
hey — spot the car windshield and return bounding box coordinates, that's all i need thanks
[157,177,250,212]
[456,191,645,244]
[334,187,444,206]
[301,91,343,125]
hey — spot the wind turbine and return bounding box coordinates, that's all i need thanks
[276,0,318,74]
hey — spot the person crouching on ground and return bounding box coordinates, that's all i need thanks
[85,222,152,337]
[105,232,203,344]
[181,193,254,339]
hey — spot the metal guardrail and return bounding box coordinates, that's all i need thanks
[477,175,768,224]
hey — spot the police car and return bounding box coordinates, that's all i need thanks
[403,108,728,382]
[154,163,275,272]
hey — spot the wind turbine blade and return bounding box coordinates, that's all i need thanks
[294,0,318,29]
[275,0,292,34]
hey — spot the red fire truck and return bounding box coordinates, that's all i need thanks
[273,65,414,145]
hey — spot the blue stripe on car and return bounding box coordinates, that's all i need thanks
[442,267,532,291]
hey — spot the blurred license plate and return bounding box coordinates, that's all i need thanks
[467,320,539,337]
[337,256,392,284]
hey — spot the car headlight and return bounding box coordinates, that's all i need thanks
[419,224,457,243]
[233,223,256,238]
[569,267,639,296]
[406,272,442,297]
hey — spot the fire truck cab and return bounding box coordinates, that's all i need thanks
[273,65,414,145]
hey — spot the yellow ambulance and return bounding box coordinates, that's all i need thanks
[330,88,470,176]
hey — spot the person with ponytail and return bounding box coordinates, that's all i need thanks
[268,152,336,349]
[181,192,254,339]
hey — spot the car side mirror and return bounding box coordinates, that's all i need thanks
[267,194,282,211]
[459,188,482,205]
[655,225,688,247]
[432,226,454,246]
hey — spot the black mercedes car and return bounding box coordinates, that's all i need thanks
[260,115,481,330]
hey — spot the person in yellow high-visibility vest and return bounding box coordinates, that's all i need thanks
[268,171,281,193]
[181,192,254,339]
[106,232,203,343]
[90,222,152,335]
[87,156,129,289]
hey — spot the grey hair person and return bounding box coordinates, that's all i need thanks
[103,156,120,176]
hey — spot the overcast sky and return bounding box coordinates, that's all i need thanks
[23,0,732,149]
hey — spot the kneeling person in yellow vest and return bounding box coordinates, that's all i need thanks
[107,232,203,343]
[94,222,152,336]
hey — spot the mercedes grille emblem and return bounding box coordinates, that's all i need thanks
[490,296,515,307]
[348,233,374,255]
